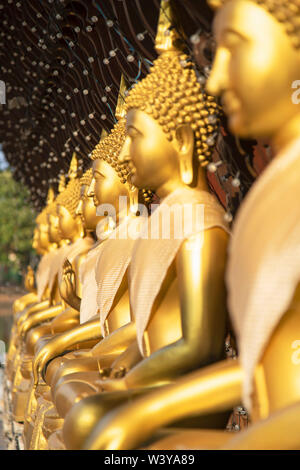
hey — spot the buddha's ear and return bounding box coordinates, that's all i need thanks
[174,124,195,185]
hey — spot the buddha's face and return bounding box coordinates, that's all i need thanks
[56,204,81,240]
[119,109,180,191]
[38,223,50,251]
[76,184,99,232]
[32,227,41,253]
[207,0,300,139]
[93,159,128,212]
[48,213,61,244]
[32,228,38,249]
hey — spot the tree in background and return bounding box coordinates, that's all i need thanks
[0,170,37,284]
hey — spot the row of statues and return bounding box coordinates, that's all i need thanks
[6,0,300,450]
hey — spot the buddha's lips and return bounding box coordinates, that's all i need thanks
[221,91,242,115]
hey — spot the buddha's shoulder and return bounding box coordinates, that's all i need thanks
[179,226,229,253]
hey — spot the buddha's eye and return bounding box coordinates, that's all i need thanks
[94,171,105,180]
[127,126,140,139]
[223,30,245,50]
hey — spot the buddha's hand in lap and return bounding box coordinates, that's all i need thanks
[59,259,77,305]
[95,377,128,392]
[111,366,127,379]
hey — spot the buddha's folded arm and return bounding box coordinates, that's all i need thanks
[83,359,243,450]
[32,318,102,384]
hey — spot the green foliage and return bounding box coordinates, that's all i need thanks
[0,170,36,282]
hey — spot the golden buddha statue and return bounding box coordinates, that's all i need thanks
[27,116,147,450]
[25,167,100,355]
[11,157,97,424]
[11,181,66,341]
[81,0,300,450]
[6,202,57,385]
[7,233,42,379]
[9,211,61,422]
[20,165,104,449]
[12,187,56,316]
[13,265,37,315]
[50,0,233,451]
[29,81,134,391]
[17,155,91,339]
[12,186,58,316]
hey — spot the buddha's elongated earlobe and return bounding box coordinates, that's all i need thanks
[128,184,139,215]
[175,125,195,185]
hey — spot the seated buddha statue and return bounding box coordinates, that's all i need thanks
[12,157,96,423]
[27,117,150,450]
[17,154,94,339]
[7,203,60,386]
[50,1,233,451]
[11,187,57,316]
[81,0,300,451]
[12,179,69,341]
[13,266,37,317]
[21,165,104,448]
[24,167,101,363]
[29,80,135,391]
[12,186,59,320]
[9,212,61,421]
[6,229,47,382]
[8,188,58,368]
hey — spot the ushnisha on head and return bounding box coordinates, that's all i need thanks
[116,0,221,197]
[55,152,82,219]
[35,185,55,225]
[89,121,134,215]
[76,167,93,220]
[80,167,93,188]
[34,185,58,250]
[76,167,100,232]
[125,50,220,170]
[55,178,82,221]
[55,156,84,240]
[90,119,131,184]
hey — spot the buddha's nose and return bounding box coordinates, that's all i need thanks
[206,48,229,97]
[75,199,83,216]
[87,179,95,196]
[87,178,95,197]
[119,137,131,163]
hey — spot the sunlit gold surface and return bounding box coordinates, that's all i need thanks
[27,134,139,447]
[43,164,137,433]
[11,163,91,425]
[58,3,230,449]
[66,0,300,451]
[77,0,300,450]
